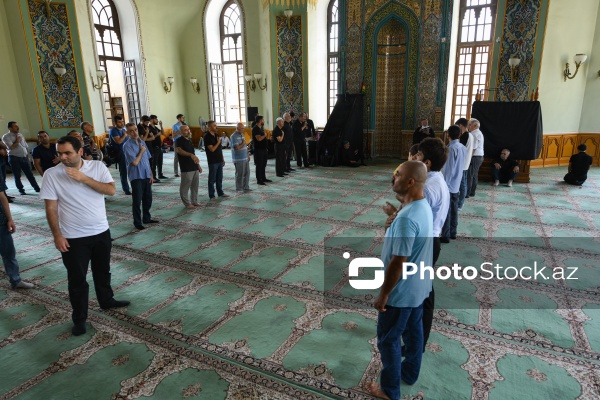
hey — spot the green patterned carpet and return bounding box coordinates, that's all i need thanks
[1,153,599,400]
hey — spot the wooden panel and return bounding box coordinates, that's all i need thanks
[559,135,578,166]
[578,134,600,166]
[544,136,561,167]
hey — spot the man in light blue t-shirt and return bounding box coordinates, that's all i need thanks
[367,161,433,400]
[231,122,250,192]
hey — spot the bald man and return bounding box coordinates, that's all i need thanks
[368,161,433,400]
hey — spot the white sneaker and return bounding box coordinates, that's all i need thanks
[507,180,513,187]
[14,281,34,289]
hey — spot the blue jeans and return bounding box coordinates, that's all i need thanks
[130,178,153,227]
[0,223,22,287]
[8,156,40,193]
[442,192,460,240]
[458,170,468,209]
[117,155,130,194]
[208,162,224,198]
[378,305,424,400]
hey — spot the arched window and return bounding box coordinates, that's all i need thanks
[451,0,497,121]
[92,0,141,126]
[212,0,246,124]
[327,0,339,117]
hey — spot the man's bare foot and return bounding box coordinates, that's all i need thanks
[365,382,391,399]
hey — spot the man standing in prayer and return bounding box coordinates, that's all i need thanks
[123,123,157,230]
[32,130,59,176]
[175,125,203,207]
[2,121,40,195]
[41,135,130,336]
[367,161,433,400]
[231,122,251,192]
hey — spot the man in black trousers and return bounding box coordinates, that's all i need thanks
[283,113,295,173]
[252,115,271,185]
[293,113,311,168]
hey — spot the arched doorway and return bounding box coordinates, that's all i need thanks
[373,19,407,158]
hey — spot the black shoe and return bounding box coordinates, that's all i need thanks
[72,322,87,336]
[35,188,41,192]
[450,235,457,240]
[7,196,15,200]
[124,192,132,195]
[145,219,159,224]
[288,168,296,171]
[100,299,130,310]
[7,198,13,203]
[159,175,168,179]
[19,190,26,195]
[257,182,266,186]
[153,179,161,183]
[440,238,450,243]
[134,225,145,230]
[174,174,180,177]
[276,174,285,177]
[264,179,273,183]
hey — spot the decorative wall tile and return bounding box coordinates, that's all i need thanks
[276,15,303,117]
[28,0,83,128]
[495,0,542,102]
[417,14,441,123]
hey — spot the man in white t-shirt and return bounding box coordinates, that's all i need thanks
[40,135,130,336]
[467,118,484,197]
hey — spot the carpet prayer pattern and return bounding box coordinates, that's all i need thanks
[1,153,599,400]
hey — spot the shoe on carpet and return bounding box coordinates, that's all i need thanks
[244,189,252,192]
[174,174,180,177]
[288,168,296,171]
[14,280,34,289]
[19,190,26,195]
[134,225,145,230]
[124,192,132,195]
[153,179,161,183]
[210,197,218,201]
[264,179,273,183]
[257,182,266,186]
[277,174,285,177]
[450,235,457,240]
[7,197,13,203]
[72,323,87,336]
[219,194,229,197]
[100,299,130,309]
[158,175,168,179]
[145,219,159,224]
[440,238,450,243]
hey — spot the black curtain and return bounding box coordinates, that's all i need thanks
[472,101,543,160]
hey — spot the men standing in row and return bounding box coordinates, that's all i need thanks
[149,115,168,180]
[455,118,473,211]
[204,121,228,200]
[282,113,295,173]
[492,148,520,187]
[123,123,157,230]
[272,117,287,177]
[441,126,466,243]
[466,118,484,198]
[1,179,34,289]
[367,161,433,400]
[41,135,130,336]
[252,115,271,185]
[109,116,130,195]
[33,131,59,176]
[564,144,593,186]
[231,122,251,192]
[172,114,186,177]
[175,125,202,207]
[293,113,310,168]
[2,121,40,195]
[412,118,435,145]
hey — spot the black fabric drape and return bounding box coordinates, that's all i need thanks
[471,101,543,160]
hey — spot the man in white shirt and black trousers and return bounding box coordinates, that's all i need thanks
[41,135,130,336]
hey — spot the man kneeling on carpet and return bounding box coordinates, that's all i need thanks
[491,148,519,187]
[41,135,130,336]
[367,161,433,400]
[564,144,593,186]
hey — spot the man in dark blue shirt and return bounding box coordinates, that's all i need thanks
[564,144,593,186]
[109,115,130,195]
[32,130,58,176]
[204,121,228,200]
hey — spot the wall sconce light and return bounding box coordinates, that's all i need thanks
[508,56,521,82]
[284,9,293,28]
[245,74,267,91]
[53,66,66,90]
[92,69,106,91]
[563,54,587,81]
[190,77,200,94]
[285,70,294,86]
[163,76,174,93]
[254,73,267,91]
